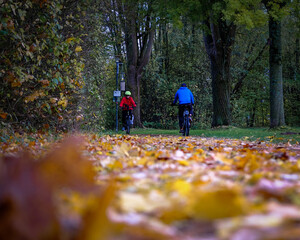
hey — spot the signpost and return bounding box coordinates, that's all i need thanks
[114,59,125,132]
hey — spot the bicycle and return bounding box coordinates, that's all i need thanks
[172,104,192,136]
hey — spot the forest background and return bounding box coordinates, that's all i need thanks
[0,0,299,133]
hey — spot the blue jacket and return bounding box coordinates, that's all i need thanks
[173,87,194,105]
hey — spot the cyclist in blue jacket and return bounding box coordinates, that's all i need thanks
[172,83,194,133]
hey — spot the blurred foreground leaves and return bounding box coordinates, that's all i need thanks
[1,133,300,239]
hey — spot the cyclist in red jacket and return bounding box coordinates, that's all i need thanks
[119,91,136,130]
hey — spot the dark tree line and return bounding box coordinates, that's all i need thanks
[1,0,299,131]
[100,0,298,129]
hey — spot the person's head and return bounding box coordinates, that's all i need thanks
[181,83,187,87]
[125,91,131,98]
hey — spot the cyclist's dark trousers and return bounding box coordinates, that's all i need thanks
[178,104,193,129]
[122,110,132,127]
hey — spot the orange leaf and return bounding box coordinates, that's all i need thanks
[39,136,96,191]
[11,81,22,87]
[0,112,8,119]
[40,79,49,86]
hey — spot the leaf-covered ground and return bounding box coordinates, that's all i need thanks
[1,132,300,240]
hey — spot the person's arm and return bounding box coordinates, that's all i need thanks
[189,90,194,105]
[131,97,137,107]
[173,91,179,104]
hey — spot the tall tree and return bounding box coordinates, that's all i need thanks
[263,0,288,127]
[268,15,285,127]
[203,17,236,126]
[116,0,155,126]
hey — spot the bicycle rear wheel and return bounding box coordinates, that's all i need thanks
[183,116,189,136]
[126,118,131,134]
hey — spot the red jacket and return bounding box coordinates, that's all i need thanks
[120,96,136,110]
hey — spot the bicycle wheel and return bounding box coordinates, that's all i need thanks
[126,118,131,134]
[183,116,189,136]
[185,122,189,136]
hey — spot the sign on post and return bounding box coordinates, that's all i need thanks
[113,90,121,103]
[120,81,125,91]
[114,90,121,97]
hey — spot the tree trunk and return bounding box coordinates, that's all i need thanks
[296,38,299,75]
[118,0,154,127]
[269,17,285,128]
[250,100,256,127]
[203,19,236,127]
[125,30,154,127]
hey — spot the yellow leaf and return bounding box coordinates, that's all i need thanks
[58,98,68,108]
[25,91,39,102]
[248,172,263,185]
[24,90,45,103]
[114,143,130,158]
[119,190,170,213]
[245,153,260,173]
[77,183,116,240]
[75,46,82,52]
[108,160,123,170]
[196,148,204,154]
[170,179,191,196]
[94,165,103,172]
[215,153,232,165]
[177,159,189,166]
[159,205,190,224]
[66,37,75,43]
[188,186,248,220]
[116,174,132,182]
[137,157,148,166]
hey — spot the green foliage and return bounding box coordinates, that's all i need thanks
[281,10,300,126]
[77,4,114,132]
[223,0,293,29]
[230,25,270,127]
[0,0,86,130]
[266,0,291,20]
[224,0,268,28]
